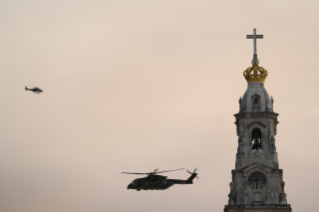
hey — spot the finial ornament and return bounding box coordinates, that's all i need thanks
[243,28,268,83]
[246,28,263,65]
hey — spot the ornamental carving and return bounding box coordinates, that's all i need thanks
[247,121,266,129]
[265,191,279,204]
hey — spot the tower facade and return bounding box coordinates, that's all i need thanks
[224,29,292,212]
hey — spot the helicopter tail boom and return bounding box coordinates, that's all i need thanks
[186,173,197,184]
[170,172,198,184]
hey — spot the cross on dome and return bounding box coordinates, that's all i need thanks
[246,28,263,65]
[243,29,268,83]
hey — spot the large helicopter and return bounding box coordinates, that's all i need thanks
[122,168,198,191]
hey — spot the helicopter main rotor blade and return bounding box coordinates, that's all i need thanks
[155,168,184,174]
[122,168,184,175]
[121,172,149,175]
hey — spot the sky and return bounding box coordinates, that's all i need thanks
[0,0,319,211]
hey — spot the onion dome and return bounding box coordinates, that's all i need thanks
[239,82,273,113]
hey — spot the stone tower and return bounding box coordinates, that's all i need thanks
[224,29,292,212]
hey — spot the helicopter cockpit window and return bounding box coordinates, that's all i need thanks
[132,180,138,184]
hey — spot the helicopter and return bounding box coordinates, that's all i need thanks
[25,86,43,94]
[122,168,198,191]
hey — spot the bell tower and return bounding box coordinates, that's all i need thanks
[224,29,292,212]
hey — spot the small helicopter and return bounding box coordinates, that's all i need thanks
[25,86,43,94]
[122,168,198,191]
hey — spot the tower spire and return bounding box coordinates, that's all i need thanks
[246,28,263,65]
[224,29,292,212]
[243,29,268,83]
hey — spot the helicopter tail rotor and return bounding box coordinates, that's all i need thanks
[186,168,199,182]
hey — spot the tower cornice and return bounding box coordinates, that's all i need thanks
[234,111,279,119]
[231,162,283,173]
[224,204,292,212]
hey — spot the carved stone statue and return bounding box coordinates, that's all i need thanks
[265,191,278,204]
[280,181,287,204]
[228,182,235,205]
[243,190,250,204]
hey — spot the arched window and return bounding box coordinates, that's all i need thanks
[253,97,259,104]
[251,128,262,149]
[252,128,261,139]
[251,94,261,110]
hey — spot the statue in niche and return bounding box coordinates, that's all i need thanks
[265,191,278,204]
[243,190,250,204]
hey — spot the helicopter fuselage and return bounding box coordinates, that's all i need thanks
[127,174,196,191]
[25,86,43,93]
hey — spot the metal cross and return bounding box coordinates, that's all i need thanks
[246,28,263,61]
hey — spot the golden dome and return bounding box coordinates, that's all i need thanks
[243,61,268,83]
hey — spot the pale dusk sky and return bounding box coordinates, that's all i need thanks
[0,1,318,212]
